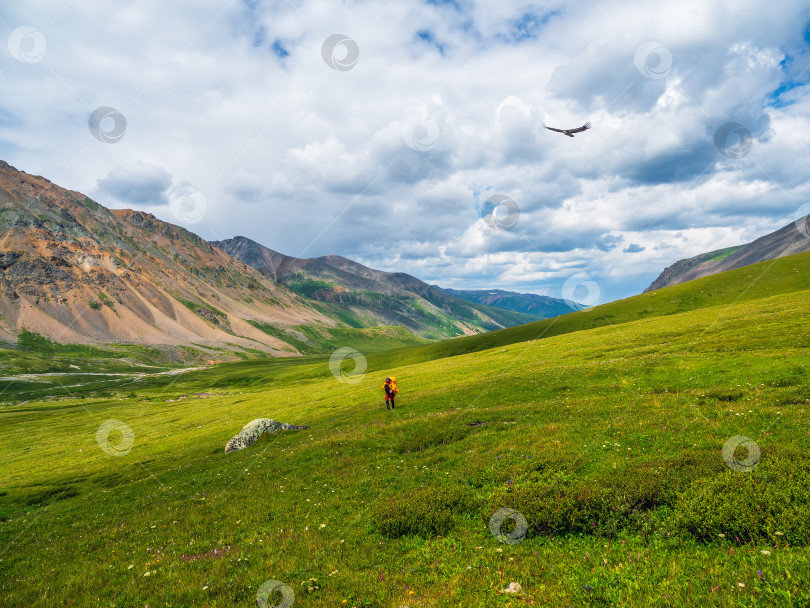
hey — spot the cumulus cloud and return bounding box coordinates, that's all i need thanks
[1,0,809,304]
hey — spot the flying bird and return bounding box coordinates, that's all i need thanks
[543,121,592,137]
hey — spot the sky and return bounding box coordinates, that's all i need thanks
[2,0,810,305]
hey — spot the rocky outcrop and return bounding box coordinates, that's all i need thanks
[224,418,308,453]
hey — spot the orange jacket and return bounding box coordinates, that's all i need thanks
[382,377,398,394]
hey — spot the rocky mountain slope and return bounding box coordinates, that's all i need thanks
[0,161,537,355]
[645,215,810,292]
[0,161,332,355]
[212,236,537,338]
[440,288,573,318]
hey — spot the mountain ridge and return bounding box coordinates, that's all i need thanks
[0,161,342,355]
[0,161,536,357]
[212,236,538,339]
[644,216,810,292]
[439,287,573,318]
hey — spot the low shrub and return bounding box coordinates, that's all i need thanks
[394,425,469,454]
[488,452,724,538]
[372,485,477,538]
[675,454,810,545]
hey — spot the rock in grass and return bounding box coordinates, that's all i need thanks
[224,419,308,453]
[501,582,522,594]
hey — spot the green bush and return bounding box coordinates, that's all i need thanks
[394,425,469,454]
[98,292,115,309]
[17,328,54,350]
[88,299,102,310]
[490,475,613,536]
[675,454,810,545]
[488,453,723,538]
[372,485,477,538]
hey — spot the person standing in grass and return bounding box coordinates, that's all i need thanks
[382,376,398,410]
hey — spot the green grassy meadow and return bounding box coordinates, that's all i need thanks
[1,254,810,606]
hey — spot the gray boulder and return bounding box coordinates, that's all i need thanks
[224,418,308,453]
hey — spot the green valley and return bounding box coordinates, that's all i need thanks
[1,251,809,606]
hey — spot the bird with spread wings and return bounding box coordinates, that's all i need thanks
[543,121,592,137]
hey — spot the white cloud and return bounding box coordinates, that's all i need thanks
[1,0,809,304]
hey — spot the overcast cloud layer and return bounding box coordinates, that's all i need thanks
[2,0,810,304]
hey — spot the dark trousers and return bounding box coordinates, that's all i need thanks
[385,392,395,408]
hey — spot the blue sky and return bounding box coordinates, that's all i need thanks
[1,0,810,304]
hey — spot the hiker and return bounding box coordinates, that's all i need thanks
[382,376,398,409]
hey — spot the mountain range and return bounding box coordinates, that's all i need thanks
[439,288,574,318]
[3,157,806,359]
[211,236,537,339]
[0,161,540,357]
[645,215,810,291]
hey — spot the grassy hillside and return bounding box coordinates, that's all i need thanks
[4,250,808,404]
[367,249,810,368]
[1,255,809,606]
[0,324,425,404]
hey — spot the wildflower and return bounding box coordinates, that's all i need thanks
[760,550,771,555]
[774,531,783,536]
[718,534,725,538]
[203,586,208,590]
[128,564,134,570]
[738,582,745,588]
[757,570,765,582]
[320,523,326,528]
